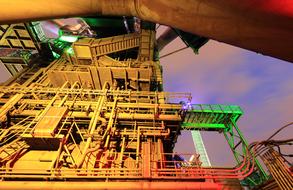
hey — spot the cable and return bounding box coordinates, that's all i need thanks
[267,122,293,141]
[248,122,293,157]
[159,46,189,59]
[249,138,293,158]
[247,123,293,173]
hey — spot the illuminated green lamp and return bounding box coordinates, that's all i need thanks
[52,51,61,59]
[58,35,79,43]
[66,47,74,55]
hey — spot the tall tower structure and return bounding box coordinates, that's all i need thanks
[1,18,290,190]
[0,20,202,189]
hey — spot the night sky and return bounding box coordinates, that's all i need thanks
[0,22,292,166]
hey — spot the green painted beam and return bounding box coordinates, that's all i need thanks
[190,104,243,115]
[181,122,226,130]
[182,104,243,131]
[181,104,267,187]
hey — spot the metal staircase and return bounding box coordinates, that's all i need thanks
[191,131,211,167]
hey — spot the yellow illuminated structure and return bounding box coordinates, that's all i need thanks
[0,17,292,190]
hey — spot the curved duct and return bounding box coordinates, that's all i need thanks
[0,0,292,62]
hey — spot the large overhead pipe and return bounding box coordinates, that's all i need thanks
[0,0,292,62]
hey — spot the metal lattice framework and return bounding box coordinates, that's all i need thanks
[0,19,279,190]
[182,104,268,186]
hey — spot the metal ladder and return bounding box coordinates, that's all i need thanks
[191,131,211,167]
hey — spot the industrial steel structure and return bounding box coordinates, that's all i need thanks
[0,6,292,190]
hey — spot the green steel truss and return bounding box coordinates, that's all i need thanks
[182,104,268,187]
[182,104,242,130]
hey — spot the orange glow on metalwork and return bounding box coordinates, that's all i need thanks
[261,0,293,17]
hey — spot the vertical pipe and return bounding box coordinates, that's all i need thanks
[76,92,105,168]
[136,127,140,167]
[58,81,79,107]
[102,95,118,148]
[119,128,126,168]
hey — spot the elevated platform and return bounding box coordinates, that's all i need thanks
[182,104,243,131]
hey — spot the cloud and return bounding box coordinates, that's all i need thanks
[165,38,293,166]
[161,39,262,104]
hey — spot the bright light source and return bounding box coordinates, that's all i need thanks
[58,35,78,43]
[52,51,60,59]
[66,47,74,55]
